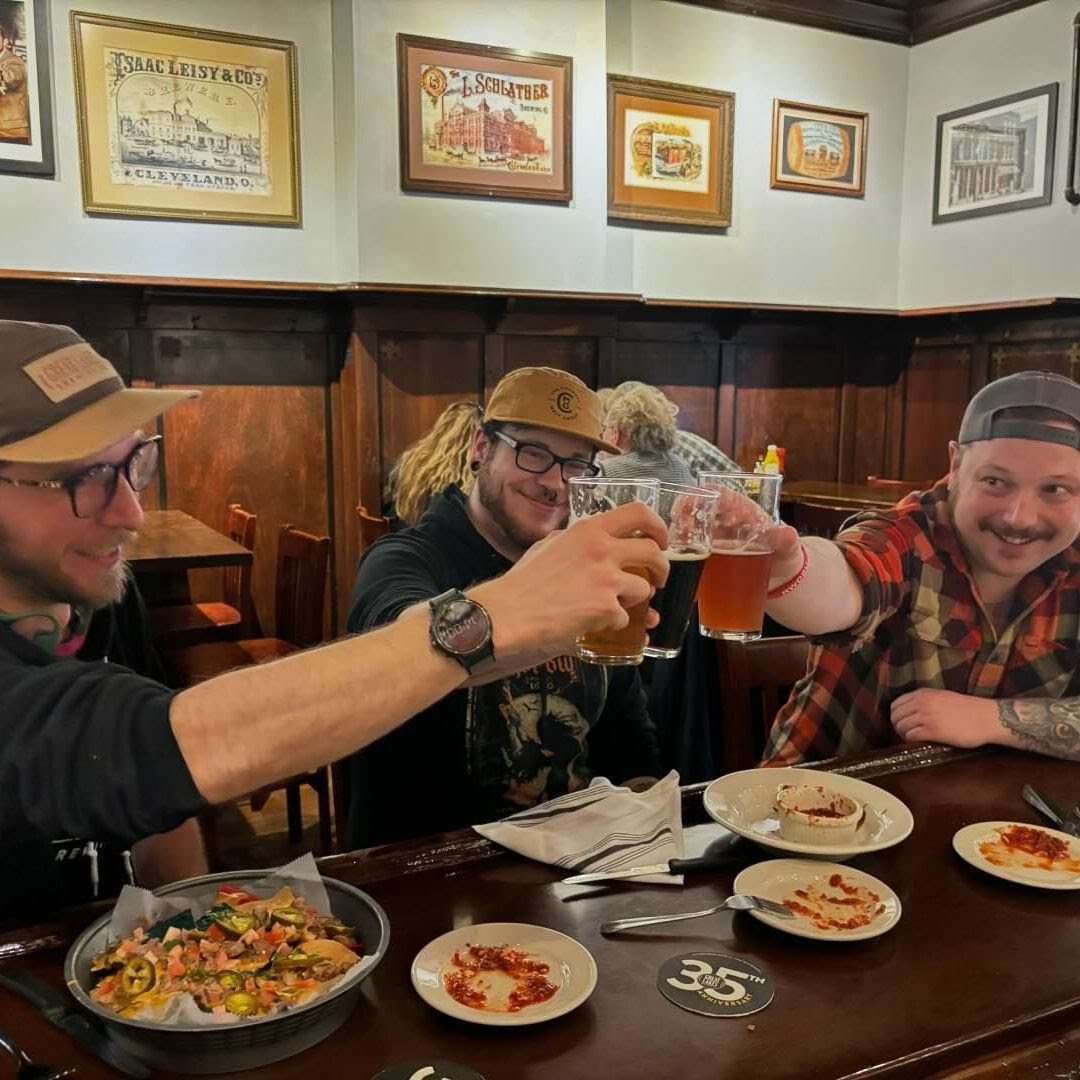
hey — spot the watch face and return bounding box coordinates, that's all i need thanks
[437,598,489,655]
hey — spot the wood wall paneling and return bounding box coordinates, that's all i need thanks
[898,344,972,481]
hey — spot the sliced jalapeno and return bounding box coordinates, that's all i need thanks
[274,986,302,1002]
[320,918,354,938]
[120,956,156,997]
[234,953,271,974]
[212,910,260,936]
[217,971,242,991]
[224,990,258,1016]
[273,949,315,970]
[271,907,307,929]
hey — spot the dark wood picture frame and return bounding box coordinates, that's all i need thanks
[607,73,734,228]
[0,0,55,177]
[397,33,572,203]
[932,83,1058,224]
[770,99,867,198]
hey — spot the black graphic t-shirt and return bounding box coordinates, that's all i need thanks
[345,485,659,848]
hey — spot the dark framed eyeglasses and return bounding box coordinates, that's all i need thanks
[492,429,599,481]
[0,436,161,518]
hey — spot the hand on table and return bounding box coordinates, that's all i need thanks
[890,688,1000,749]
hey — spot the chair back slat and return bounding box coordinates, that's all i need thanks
[274,524,331,648]
[716,635,811,771]
[222,502,258,633]
[358,505,393,549]
[792,499,858,538]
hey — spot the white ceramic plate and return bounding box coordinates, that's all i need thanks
[411,922,597,1026]
[703,767,914,860]
[952,820,1080,890]
[734,859,902,942]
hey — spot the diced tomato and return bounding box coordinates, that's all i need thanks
[167,960,186,978]
[218,885,259,904]
[267,925,285,944]
[207,923,226,941]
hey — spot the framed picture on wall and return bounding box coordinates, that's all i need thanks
[0,0,55,177]
[770,99,867,198]
[70,11,301,225]
[397,34,572,203]
[607,74,734,228]
[932,83,1058,224]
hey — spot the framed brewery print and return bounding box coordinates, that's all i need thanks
[70,11,301,225]
[607,74,734,228]
[0,0,54,176]
[397,34,572,202]
[932,83,1057,224]
[771,99,867,197]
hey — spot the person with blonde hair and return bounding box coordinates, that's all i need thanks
[386,400,483,526]
[600,381,694,484]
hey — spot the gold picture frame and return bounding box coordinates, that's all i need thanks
[70,10,301,225]
[770,99,867,198]
[607,74,734,228]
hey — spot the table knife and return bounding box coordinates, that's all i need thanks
[562,853,734,885]
[0,968,152,1078]
[1021,784,1080,838]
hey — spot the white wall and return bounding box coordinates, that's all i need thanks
[899,0,1080,308]
[0,0,345,283]
[622,0,910,309]
[350,0,634,294]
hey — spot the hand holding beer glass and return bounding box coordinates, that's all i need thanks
[643,483,718,660]
[697,472,783,641]
[568,477,660,665]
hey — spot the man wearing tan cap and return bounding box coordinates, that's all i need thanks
[345,367,661,848]
[0,328,668,916]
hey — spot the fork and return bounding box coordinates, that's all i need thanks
[600,893,794,935]
[0,1021,75,1080]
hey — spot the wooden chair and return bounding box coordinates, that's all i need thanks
[358,504,393,549]
[165,524,334,855]
[791,498,858,538]
[715,635,811,771]
[151,503,259,649]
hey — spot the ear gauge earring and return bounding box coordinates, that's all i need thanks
[470,461,480,473]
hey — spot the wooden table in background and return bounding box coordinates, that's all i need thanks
[781,480,913,511]
[3,745,1080,1078]
[128,509,252,607]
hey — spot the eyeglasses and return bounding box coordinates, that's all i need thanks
[492,429,599,481]
[0,436,161,518]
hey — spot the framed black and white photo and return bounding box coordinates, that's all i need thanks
[932,84,1057,224]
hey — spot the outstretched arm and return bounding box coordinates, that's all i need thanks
[891,689,1080,761]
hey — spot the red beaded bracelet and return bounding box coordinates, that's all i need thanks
[766,543,809,600]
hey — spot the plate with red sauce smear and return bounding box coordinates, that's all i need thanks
[733,860,901,942]
[411,922,597,1026]
[953,821,1080,890]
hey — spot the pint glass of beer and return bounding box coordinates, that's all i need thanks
[643,483,717,660]
[696,472,783,641]
[568,477,660,665]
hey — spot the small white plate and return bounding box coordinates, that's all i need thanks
[734,859,901,942]
[952,821,1080,890]
[411,922,597,1026]
[703,767,914,860]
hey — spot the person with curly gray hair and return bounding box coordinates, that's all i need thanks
[599,381,694,484]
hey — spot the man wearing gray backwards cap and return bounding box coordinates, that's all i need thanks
[755,370,1080,765]
[0,323,668,917]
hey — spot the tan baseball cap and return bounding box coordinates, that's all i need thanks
[484,367,619,454]
[0,321,198,464]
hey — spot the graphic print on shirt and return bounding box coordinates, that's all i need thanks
[465,654,598,819]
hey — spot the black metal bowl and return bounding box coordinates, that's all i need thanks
[64,869,389,1075]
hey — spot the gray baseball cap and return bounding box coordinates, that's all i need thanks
[958,370,1080,450]
[0,320,197,463]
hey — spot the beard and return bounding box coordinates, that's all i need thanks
[475,469,567,557]
[0,523,133,613]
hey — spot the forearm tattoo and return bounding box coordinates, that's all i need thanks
[997,699,1080,760]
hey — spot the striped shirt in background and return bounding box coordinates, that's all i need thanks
[674,429,740,477]
[598,448,694,485]
[763,481,1080,765]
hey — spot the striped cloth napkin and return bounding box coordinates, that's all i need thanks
[473,770,685,885]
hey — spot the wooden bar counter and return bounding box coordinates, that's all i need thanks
[3,745,1079,1079]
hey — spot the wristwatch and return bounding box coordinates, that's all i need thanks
[428,588,496,676]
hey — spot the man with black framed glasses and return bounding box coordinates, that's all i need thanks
[0,327,668,918]
[345,366,662,848]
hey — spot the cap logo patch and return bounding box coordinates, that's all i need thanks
[22,344,116,404]
[549,386,581,420]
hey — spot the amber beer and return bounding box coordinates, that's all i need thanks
[644,547,709,659]
[698,544,774,641]
[576,565,653,665]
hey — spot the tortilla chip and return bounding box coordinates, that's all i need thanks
[304,938,359,968]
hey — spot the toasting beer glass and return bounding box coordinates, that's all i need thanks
[643,483,718,660]
[568,477,660,665]
[696,471,783,641]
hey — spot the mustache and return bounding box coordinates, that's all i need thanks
[978,519,1054,543]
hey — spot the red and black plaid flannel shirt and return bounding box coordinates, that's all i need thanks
[763,481,1080,765]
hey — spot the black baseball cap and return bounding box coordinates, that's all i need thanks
[958,370,1080,450]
